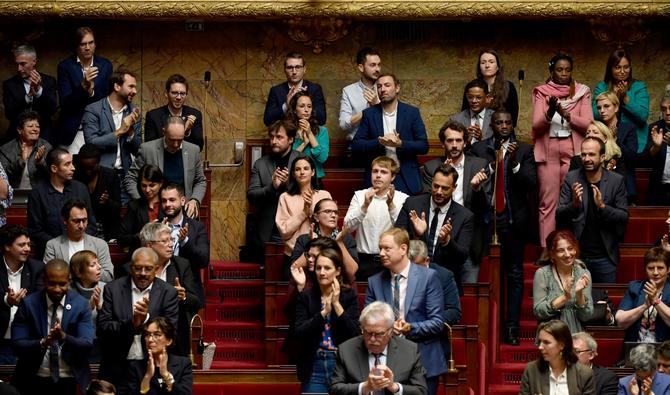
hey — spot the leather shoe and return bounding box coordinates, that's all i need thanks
[504,327,519,345]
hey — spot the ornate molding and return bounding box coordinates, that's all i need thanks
[588,17,651,48]
[285,18,351,54]
[1,1,670,19]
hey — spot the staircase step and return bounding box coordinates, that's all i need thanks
[211,342,265,365]
[210,360,267,369]
[490,362,526,385]
[489,384,522,395]
[209,261,262,280]
[205,303,263,322]
[204,322,265,344]
[205,280,264,305]
[498,344,538,363]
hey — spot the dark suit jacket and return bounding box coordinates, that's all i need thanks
[165,215,210,272]
[245,151,300,253]
[616,121,638,198]
[395,194,474,287]
[293,286,359,383]
[618,372,670,395]
[352,102,429,195]
[365,264,447,378]
[118,198,162,254]
[144,105,203,150]
[556,168,628,265]
[520,360,595,395]
[11,289,94,391]
[57,55,113,146]
[428,263,460,361]
[123,354,193,395]
[645,120,670,205]
[82,98,142,172]
[0,257,44,335]
[420,155,490,209]
[263,79,326,126]
[97,276,179,384]
[74,165,121,240]
[593,364,618,395]
[329,336,428,395]
[0,137,52,188]
[2,73,58,143]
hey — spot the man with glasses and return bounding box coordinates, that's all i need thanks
[97,247,178,388]
[263,51,326,126]
[448,78,494,146]
[330,301,427,395]
[572,332,617,395]
[144,74,203,150]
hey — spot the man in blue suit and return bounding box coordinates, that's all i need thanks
[618,343,670,395]
[365,227,446,395]
[57,26,113,148]
[352,73,429,195]
[11,258,94,394]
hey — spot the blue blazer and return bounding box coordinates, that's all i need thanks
[11,289,94,390]
[616,121,638,198]
[263,79,326,126]
[57,55,113,146]
[365,263,447,378]
[352,102,429,195]
[618,372,670,395]
[619,280,670,342]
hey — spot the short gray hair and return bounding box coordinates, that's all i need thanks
[572,332,598,353]
[629,344,658,372]
[139,222,171,246]
[359,301,394,329]
[131,246,158,265]
[14,44,36,59]
[408,240,428,263]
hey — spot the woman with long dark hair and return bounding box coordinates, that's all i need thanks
[119,164,164,254]
[288,91,329,181]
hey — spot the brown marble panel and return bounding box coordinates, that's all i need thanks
[209,200,246,261]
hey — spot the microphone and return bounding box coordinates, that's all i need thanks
[204,71,211,82]
[518,69,525,89]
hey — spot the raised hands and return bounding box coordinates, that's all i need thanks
[132,296,150,328]
[408,210,427,236]
[272,167,289,190]
[90,286,102,310]
[437,218,453,246]
[470,169,488,191]
[575,273,590,293]
[185,115,197,132]
[290,264,306,289]
[571,182,583,209]
[174,277,186,301]
[363,87,379,106]
[6,287,27,307]
[82,66,99,94]
[467,124,482,143]
[378,131,402,148]
[302,189,315,217]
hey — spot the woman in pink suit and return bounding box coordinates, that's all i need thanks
[532,53,593,248]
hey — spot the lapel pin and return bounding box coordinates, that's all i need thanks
[65,304,72,310]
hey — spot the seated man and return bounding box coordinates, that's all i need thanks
[28,147,96,258]
[74,144,121,241]
[0,110,51,189]
[97,247,178,387]
[659,341,670,374]
[330,301,427,395]
[144,74,203,150]
[11,259,94,394]
[448,79,495,146]
[0,225,44,364]
[619,343,670,394]
[124,116,205,219]
[572,332,617,395]
[646,93,670,205]
[43,200,113,283]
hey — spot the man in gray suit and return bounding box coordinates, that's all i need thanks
[448,79,494,146]
[124,116,206,219]
[330,301,427,395]
[43,199,113,282]
[557,137,628,283]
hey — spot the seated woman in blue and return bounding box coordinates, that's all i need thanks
[288,91,329,182]
[616,247,670,343]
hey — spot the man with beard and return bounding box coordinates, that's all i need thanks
[2,44,57,144]
[82,70,141,203]
[352,73,428,195]
[245,119,299,263]
[395,165,473,293]
[339,48,382,143]
[421,121,490,284]
[470,110,536,344]
[158,183,208,303]
[557,137,628,283]
[144,74,203,150]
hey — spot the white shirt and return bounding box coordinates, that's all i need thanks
[392,262,411,320]
[661,148,670,184]
[76,56,95,97]
[127,281,153,360]
[67,238,85,262]
[382,109,398,163]
[339,80,377,141]
[344,188,408,254]
[3,260,23,339]
[451,157,465,206]
[281,80,304,114]
[356,346,404,395]
[469,110,485,144]
[37,296,73,378]
[168,214,188,256]
[107,98,126,170]
[22,78,43,104]
[549,111,571,138]
[548,366,569,395]
[156,260,172,283]
[429,199,451,253]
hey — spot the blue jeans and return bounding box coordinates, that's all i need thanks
[460,257,480,284]
[582,256,617,284]
[301,349,337,394]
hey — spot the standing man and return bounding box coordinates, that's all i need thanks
[449,79,495,146]
[344,156,408,280]
[11,259,94,394]
[557,137,629,283]
[470,110,536,344]
[57,26,113,150]
[365,228,446,395]
[0,225,44,364]
[3,45,57,144]
[82,69,141,198]
[245,119,299,263]
[263,52,326,126]
[339,48,381,143]
[572,332,618,395]
[144,74,203,150]
[396,165,474,291]
[646,94,670,205]
[124,116,204,218]
[352,73,428,195]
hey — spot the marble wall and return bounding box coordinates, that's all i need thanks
[1,19,669,260]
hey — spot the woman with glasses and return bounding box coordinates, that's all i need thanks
[519,320,595,394]
[288,91,329,183]
[120,316,192,395]
[616,247,670,344]
[293,247,359,393]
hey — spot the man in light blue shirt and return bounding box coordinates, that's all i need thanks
[339,48,382,143]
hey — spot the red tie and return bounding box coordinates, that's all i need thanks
[495,150,506,214]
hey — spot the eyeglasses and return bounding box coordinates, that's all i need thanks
[317,209,338,215]
[362,328,390,339]
[169,91,187,97]
[144,331,165,340]
[285,65,304,71]
[131,266,155,274]
[151,238,173,245]
[574,348,591,354]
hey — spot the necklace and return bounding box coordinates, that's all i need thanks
[553,265,572,293]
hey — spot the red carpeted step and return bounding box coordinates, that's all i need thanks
[498,344,539,363]
[205,279,264,305]
[489,362,526,386]
[205,302,263,323]
[209,261,262,280]
[208,341,266,367]
[204,321,265,344]
[208,360,267,369]
[488,384,522,395]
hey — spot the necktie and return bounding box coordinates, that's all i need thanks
[392,275,401,319]
[426,208,440,258]
[49,302,60,383]
[372,353,384,395]
[495,149,506,214]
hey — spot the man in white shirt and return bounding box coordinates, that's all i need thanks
[344,156,408,280]
[339,47,381,143]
